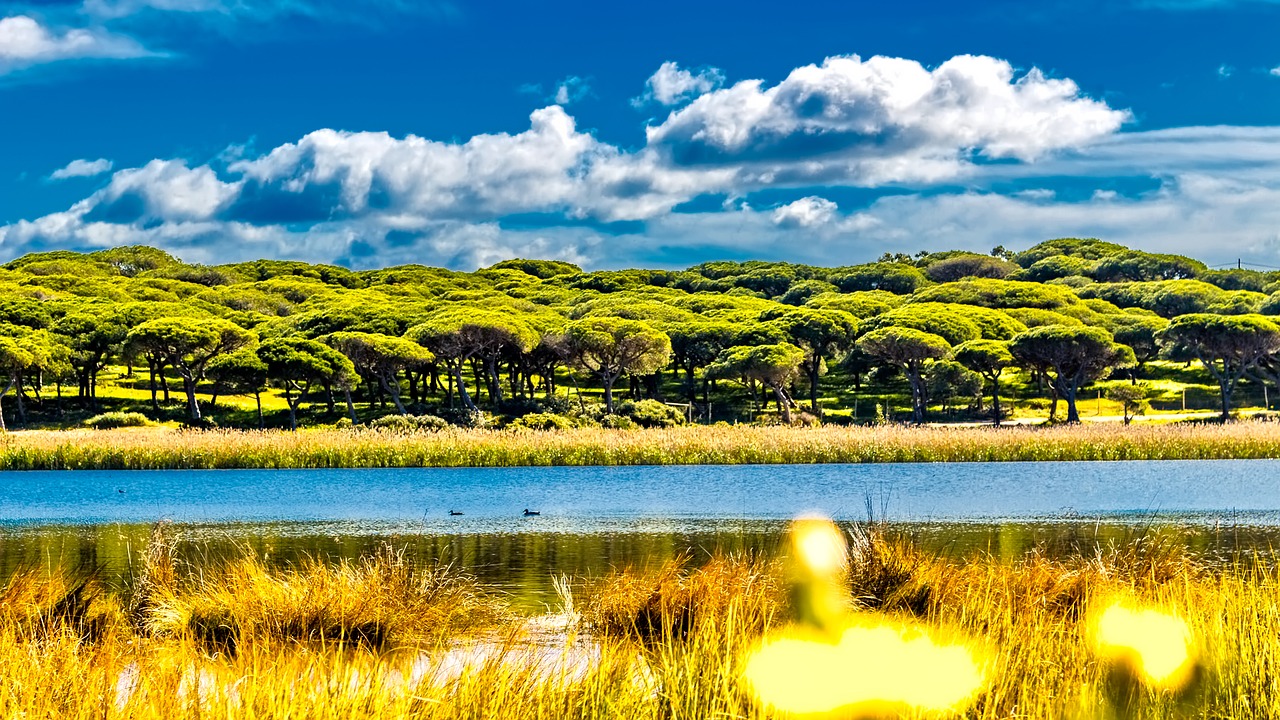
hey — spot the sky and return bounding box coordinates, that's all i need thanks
[2,0,1280,271]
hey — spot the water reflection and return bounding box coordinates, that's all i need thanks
[2,520,1276,611]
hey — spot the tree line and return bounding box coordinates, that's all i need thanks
[2,238,1280,430]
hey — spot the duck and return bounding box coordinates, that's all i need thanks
[448,510,464,516]
[523,509,540,517]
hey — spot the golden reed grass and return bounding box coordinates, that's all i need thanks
[3,421,1280,469]
[6,530,1280,718]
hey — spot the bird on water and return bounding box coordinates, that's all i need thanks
[449,510,464,516]
[523,509,540,516]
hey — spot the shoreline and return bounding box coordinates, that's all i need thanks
[2,422,1280,470]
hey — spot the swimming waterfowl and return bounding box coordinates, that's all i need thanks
[523,509,540,516]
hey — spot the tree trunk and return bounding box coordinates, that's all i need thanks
[381,373,408,415]
[453,363,478,412]
[486,357,504,407]
[148,360,158,412]
[181,373,202,421]
[907,365,925,425]
[1063,384,1080,424]
[284,384,298,431]
[255,391,264,430]
[773,383,793,424]
[602,375,616,414]
[1220,376,1233,420]
[344,388,358,424]
[807,360,821,416]
[991,375,1002,427]
[0,377,12,432]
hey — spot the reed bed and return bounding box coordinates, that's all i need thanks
[6,530,1280,718]
[3,421,1280,469]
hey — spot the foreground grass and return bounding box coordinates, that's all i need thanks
[3,422,1280,469]
[6,527,1280,718]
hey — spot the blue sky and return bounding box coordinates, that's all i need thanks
[3,0,1280,270]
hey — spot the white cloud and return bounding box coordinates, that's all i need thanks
[1270,66,1280,77]
[1218,63,1235,78]
[772,196,838,228]
[0,15,150,74]
[634,61,725,106]
[229,105,605,219]
[4,52,1202,270]
[645,54,1130,188]
[553,76,591,105]
[49,158,114,180]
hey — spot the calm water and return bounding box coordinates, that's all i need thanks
[2,460,1280,528]
[3,461,1280,609]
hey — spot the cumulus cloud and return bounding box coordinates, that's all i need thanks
[1270,66,1280,77]
[49,158,114,180]
[772,196,839,228]
[633,61,725,106]
[0,51,1159,268]
[645,54,1129,186]
[0,15,150,73]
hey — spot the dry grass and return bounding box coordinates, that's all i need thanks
[581,553,786,641]
[2,421,1280,469]
[7,527,1280,717]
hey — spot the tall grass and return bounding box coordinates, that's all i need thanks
[3,421,1280,469]
[6,528,1280,717]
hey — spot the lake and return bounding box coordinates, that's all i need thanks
[3,460,1280,608]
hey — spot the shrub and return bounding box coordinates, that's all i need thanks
[367,414,449,432]
[508,412,576,431]
[83,412,151,429]
[437,408,492,429]
[616,399,687,428]
[600,414,636,430]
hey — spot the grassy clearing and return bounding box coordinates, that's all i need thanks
[3,421,1280,469]
[5,526,1280,717]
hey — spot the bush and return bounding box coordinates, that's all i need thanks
[83,412,151,429]
[508,412,576,431]
[368,414,449,432]
[436,408,492,429]
[599,414,636,430]
[616,399,687,428]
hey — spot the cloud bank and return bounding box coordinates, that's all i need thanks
[6,51,1271,270]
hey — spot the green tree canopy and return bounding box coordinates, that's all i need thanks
[257,337,357,430]
[705,342,806,424]
[562,316,672,413]
[954,339,1015,426]
[1157,313,1280,419]
[326,331,435,415]
[856,326,952,424]
[1009,325,1134,423]
[126,317,256,421]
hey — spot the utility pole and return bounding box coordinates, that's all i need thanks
[1239,258,1243,270]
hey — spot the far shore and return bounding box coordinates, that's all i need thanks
[2,421,1279,470]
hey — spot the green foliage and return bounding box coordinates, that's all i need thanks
[954,339,1014,378]
[616,399,687,428]
[368,414,449,432]
[909,278,1080,310]
[860,304,982,346]
[830,263,928,294]
[923,254,1018,282]
[804,291,899,318]
[83,411,151,429]
[856,327,952,366]
[487,258,582,279]
[1013,238,1130,267]
[507,412,578,431]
